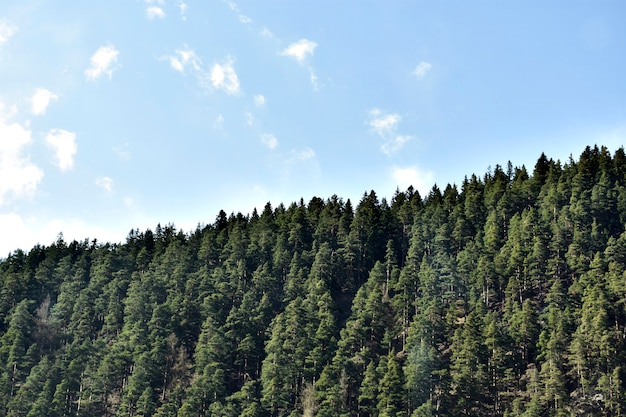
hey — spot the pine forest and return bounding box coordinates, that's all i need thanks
[3,145,626,417]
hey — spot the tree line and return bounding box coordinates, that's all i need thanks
[1,145,626,416]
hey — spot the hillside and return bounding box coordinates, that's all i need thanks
[1,145,626,417]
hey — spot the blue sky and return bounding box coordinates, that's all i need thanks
[1,1,625,256]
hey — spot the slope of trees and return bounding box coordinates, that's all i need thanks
[1,145,626,416]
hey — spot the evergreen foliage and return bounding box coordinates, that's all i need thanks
[1,145,626,416]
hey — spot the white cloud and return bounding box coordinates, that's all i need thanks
[295,147,315,160]
[381,135,413,155]
[169,58,184,73]
[167,48,202,73]
[260,133,278,149]
[146,6,166,19]
[223,0,251,24]
[0,20,17,45]
[281,39,321,89]
[309,71,320,90]
[413,61,432,78]
[46,129,77,171]
[96,176,113,192]
[225,0,240,13]
[165,49,240,95]
[260,27,276,39]
[281,39,318,64]
[214,114,224,128]
[0,118,43,205]
[0,102,17,119]
[368,108,413,155]
[245,112,254,126]
[210,57,240,95]
[392,166,434,197]
[85,45,119,81]
[178,1,188,20]
[113,143,131,161]
[369,109,401,137]
[280,147,318,179]
[31,88,58,115]
[254,94,266,106]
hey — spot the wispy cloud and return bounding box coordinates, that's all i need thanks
[309,72,320,90]
[413,61,432,78]
[369,109,400,137]
[224,1,239,13]
[278,147,319,182]
[0,115,43,205]
[210,57,241,95]
[260,133,278,149]
[146,6,165,19]
[165,48,241,95]
[294,147,315,160]
[281,39,317,63]
[213,114,225,128]
[245,112,254,126]
[96,176,113,192]
[368,108,413,155]
[0,20,17,45]
[167,47,202,73]
[0,103,17,120]
[392,165,434,197]
[177,1,188,20]
[254,94,266,107]
[31,88,58,115]
[382,135,412,155]
[85,45,119,81]
[223,0,252,24]
[280,39,320,89]
[113,143,131,161]
[281,147,317,177]
[46,129,77,171]
[260,27,276,39]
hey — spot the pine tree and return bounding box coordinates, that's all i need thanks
[377,352,406,417]
[449,306,489,416]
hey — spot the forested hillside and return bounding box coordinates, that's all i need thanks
[2,145,626,417]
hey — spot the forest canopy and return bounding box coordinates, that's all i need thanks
[2,145,626,416]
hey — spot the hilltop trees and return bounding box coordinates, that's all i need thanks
[0,145,626,416]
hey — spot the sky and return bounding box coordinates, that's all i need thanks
[0,1,625,256]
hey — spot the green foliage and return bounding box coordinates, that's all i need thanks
[0,145,625,416]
